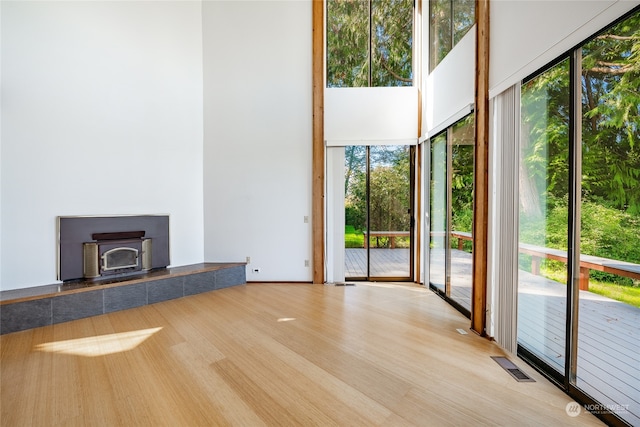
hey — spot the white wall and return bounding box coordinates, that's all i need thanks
[325,87,418,144]
[0,1,3,288]
[1,1,205,290]
[423,28,475,137]
[490,0,640,98]
[202,1,313,281]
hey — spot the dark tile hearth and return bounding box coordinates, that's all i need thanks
[0,263,246,335]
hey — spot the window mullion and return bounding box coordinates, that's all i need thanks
[565,47,582,388]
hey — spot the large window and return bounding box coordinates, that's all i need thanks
[327,0,414,87]
[428,114,475,316]
[517,9,640,426]
[429,0,475,72]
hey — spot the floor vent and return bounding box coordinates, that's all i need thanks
[334,283,355,286]
[491,356,535,382]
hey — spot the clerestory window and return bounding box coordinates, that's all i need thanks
[429,0,475,72]
[326,0,414,88]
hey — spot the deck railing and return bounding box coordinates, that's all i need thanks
[363,231,410,249]
[446,231,640,291]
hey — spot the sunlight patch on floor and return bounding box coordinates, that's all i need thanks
[34,327,163,357]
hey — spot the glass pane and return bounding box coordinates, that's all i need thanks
[369,145,411,277]
[452,0,475,44]
[371,0,413,87]
[576,11,640,425]
[344,146,367,277]
[430,134,447,291]
[429,0,451,72]
[518,59,570,375]
[326,0,369,87]
[450,116,474,311]
[327,0,413,87]
[104,248,137,270]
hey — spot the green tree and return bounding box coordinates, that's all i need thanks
[345,146,367,231]
[581,12,640,213]
[327,0,413,87]
[520,9,640,270]
[345,146,411,240]
[520,58,570,220]
[429,0,475,71]
[451,122,474,236]
[369,146,411,234]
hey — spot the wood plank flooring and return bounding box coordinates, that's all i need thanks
[0,282,603,426]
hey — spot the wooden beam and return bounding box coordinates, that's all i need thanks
[471,0,489,335]
[414,0,422,284]
[312,0,325,284]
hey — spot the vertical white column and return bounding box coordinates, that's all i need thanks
[325,146,346,284]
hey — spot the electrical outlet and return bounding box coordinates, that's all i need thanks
[304,216,309,223]
[246,256,250,263]
[304,260,309,267]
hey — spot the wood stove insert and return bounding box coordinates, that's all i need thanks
[58,215,170,282]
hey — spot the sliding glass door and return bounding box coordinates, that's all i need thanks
[428,115,475,315]
[575,15,640,425]
[517,58,570,376]
[345,145,415,281]
[429,134,447,292]
[449,118,475,311]
[517,10,640,425]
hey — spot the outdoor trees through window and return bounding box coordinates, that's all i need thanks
[517,9,640,426]
[327,0,414,87]
[345,145,411,242]
[429,0,475,72]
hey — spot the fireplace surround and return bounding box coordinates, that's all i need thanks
[58,215,170,282]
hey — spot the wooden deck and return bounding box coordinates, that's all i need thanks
[346,248,639,425]
[345,248,410,278]
[428,248,472,311]
[518,273,640,426]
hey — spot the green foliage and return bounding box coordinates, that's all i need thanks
[522,11,640,214]
[581,13,640,214]
[327,0,413,87]
[580,200,640,284]
[517,11,640,307]
[589,281,640,308]
[451,116,475,234]
[371,146,411,232]
[520,58,571,208]
[345,225,364,248]
[429,0,475,71]
[520,196,640,286]
[345,145,412,235]
[530,261,640,308]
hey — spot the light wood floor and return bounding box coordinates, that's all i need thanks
[1,282,603,426]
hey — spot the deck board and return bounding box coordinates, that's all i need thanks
[345,248,410,278]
